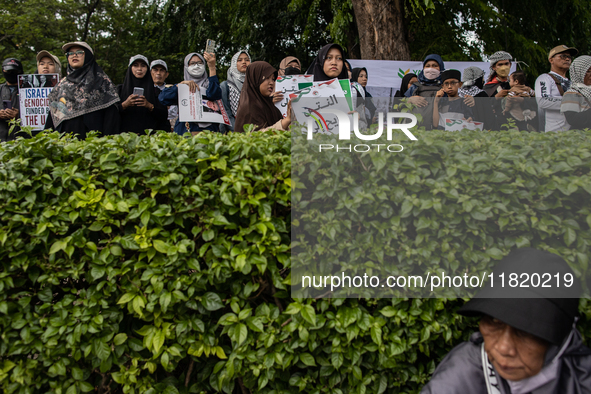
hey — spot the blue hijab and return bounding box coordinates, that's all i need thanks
[405,54,445,97]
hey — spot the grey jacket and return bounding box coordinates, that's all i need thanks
[421,330,591,394]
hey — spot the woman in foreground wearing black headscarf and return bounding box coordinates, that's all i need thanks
[234,61,292,133]
[421,248,591,394]
[306,44,349,82]
[45,41,120,138]
[118,54,168,134]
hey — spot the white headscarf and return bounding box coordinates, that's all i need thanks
[566,55,591,104]
[183,53,209,88]
[227,50,251,116]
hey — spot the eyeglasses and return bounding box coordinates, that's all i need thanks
[555,54,572,61]
[443,81,459,87]
[66,50,85,57]
[188,61,203,66]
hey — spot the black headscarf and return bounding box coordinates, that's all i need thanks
[234,61,283,132]
[351,67,367,84]
[306,44,349,82]
[48,47,119,127]
[396,73,417,97]
[118,58,166,134]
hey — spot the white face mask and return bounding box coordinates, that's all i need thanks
[188,63,205,77]
[423,67,441,80]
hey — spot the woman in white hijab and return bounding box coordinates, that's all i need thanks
[158,51,221,135]
[220,50,251,132]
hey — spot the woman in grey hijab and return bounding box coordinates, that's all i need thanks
[159,51,221,135]
[220,50,251,132]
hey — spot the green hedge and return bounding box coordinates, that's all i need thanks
[0,130,590,394]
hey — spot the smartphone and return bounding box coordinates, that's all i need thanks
[205,39,216,54]
[2,100,12,110]
[133,87,144,96]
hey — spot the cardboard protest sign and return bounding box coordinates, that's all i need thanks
[18,74,59,130]
[444,118,484,131]
[289,78,351,134]
[178,84,231,125]
[274,75,314,117]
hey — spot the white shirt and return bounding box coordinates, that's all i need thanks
[535,72,570,132]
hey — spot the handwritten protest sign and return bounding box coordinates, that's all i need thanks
[444,118,484,131]
[178,84,230,125]
[274,75,314,117]
[18,74,59,130]
[289,78,351,134]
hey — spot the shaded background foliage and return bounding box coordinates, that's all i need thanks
[2,0,591,85]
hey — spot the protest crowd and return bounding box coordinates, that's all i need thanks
[2,42,591,141]
[1,40,591,394]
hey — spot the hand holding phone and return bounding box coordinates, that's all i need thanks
[205,39,216,54]
[133,87,144,97]
[3,100,12,110]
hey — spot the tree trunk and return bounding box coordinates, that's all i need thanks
[350,0,411,60]
[81,0,101,41]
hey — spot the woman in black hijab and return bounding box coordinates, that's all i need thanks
[394,73,418,97]
[351,67,376,122]
[46,41,120,138]
[306,44,349,82]
[118,54,168,134]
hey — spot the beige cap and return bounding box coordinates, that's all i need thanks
[62,41,94,55]
[36,50,62,78]
[548,45,578,60]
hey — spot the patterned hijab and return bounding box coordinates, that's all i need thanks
[567,55,591,103]
[227,50,250,92]
[459,66,485,97]
[227,50,251,116]
[48,47,119,127]
[183,53,209,88]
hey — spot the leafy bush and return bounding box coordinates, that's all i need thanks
[0,129,589,394]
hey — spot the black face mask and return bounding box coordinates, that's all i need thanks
[475,76,484,89]
[284,66,301,76]
[3,71,18,84]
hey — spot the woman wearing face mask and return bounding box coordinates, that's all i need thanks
[118,55,169,134]
[45,41,120,138]
[403,54,445,129]
[159,51,222,135]
[220,50,251,133]
[234,61,292,133]
[278,56,302,76]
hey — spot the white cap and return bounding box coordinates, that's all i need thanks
[150,59,168,71]
[129,54,149,67]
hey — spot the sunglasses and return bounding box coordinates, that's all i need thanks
[66,50,85,57]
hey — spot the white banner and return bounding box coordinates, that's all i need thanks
[289,78,350,134]
[18,74,59,130]
[347,59,517,95]
[275,74,314,117]
[178,84,230,125]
